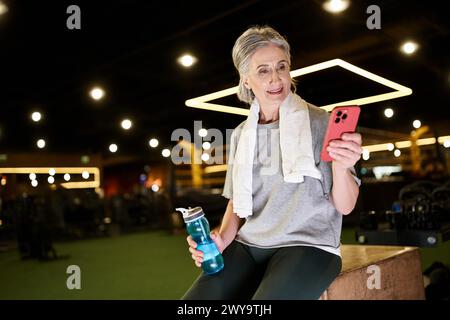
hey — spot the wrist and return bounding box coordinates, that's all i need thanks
[218,230,233,248]
[332,162,349,175]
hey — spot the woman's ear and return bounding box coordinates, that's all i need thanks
[242,75,251,90]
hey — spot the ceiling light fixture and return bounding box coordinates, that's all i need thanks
[185,59,413,115]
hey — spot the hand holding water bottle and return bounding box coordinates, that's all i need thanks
[187,230,225,267]
[176,207,225,274]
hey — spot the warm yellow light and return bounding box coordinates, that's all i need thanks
[109,144,118,153]
[444,141,450,148]
[1,177,6,186]
[362,135,450,154]
[178,54,197,67]
[49,168,56,176]
[64,173,71,181]
[394,149,401,157]
[413,120,421,129]
[395,141,412,149]
[0,2,8,15]
[121,119,132,130]
[31,180,38,187]
[162,149,171,158]
[47,176,55,184]
[31,112,42,122]
[323,0,350,13]
[186,59,413,114]
[60,181,100,189]
[29,173,36,181]
[149,138,159,148]
[82,171,90,179]
[384,108,394,118]
[0,167,100,189]
[37,139,46,149]
[198,128,208,137]
[401,41,419,55]
[416,138,436,146]
[203,164,228,174]
[202,142,211,150]
[151,184,160,192]
[90,87,105,100]
[364,143,392,152]
[438,136,450,144]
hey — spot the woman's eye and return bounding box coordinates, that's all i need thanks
[278,64,287,71]
[258,69,269,74]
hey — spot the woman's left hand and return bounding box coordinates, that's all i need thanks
[326,132,362,170]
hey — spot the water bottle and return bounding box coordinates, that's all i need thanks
[176,207,224,275]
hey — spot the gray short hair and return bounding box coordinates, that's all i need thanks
[232,26,296,104]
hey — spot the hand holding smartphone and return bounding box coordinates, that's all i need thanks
[320,105,361,162]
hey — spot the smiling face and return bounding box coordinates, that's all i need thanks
[243,43,292,108]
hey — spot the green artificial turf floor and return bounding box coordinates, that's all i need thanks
[0,228,449,299]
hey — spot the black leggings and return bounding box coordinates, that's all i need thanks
[182,240,342,300]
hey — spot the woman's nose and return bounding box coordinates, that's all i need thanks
[270,69,281,83]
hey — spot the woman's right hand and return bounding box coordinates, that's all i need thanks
[186,235,203,267]
[187,231,226,268]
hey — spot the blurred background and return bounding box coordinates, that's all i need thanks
[0,0,449,299]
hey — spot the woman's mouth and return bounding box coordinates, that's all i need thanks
[267,87,283,95]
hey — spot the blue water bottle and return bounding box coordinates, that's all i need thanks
[176,207,224,275]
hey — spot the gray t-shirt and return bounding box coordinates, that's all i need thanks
[222,117,360,257]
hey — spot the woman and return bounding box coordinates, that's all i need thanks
[183,26,362,300]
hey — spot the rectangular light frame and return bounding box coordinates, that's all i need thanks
[0,167,100,189]
[185,58,413,114]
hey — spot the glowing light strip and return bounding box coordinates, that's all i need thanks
[395,141,412,148]
[204,135,450,168]
[416,137,436,146]
[363,143,392,153]
[185,59,413,114]
[60,181,100,189]
[203,164,228,174]
[363,135,449,153]
[0,167,100,189]
[438,136,450,144]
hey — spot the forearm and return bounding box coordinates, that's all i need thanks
[216,199,243,248]
[331,166,359,215]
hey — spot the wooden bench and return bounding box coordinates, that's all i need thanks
[321,245,425,300]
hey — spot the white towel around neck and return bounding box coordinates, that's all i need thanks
[231,92,322,218]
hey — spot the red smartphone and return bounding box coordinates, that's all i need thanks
[320,105,361,162]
